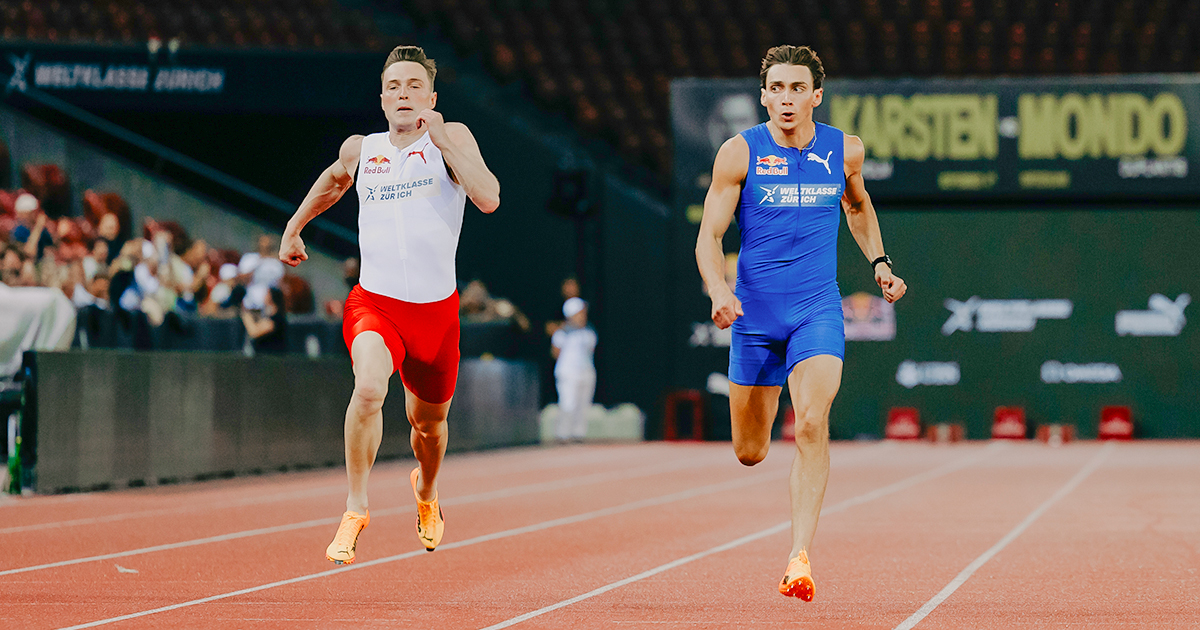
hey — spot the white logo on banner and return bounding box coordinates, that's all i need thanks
[1040,361,1122,384]
[6,52,31,92]
[10,51,225,94]
[942,297,1073,335]
[896,361,961,389]
[1115,294,1190,337]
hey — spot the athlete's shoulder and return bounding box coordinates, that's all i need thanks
[842,133,865,164]
[336,135,366,180]
[444,121,475,143]
[340,135,366,159]
[715,133,750,162]
[712,134,750,182]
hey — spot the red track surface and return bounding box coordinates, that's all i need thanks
[3,440,1199,629]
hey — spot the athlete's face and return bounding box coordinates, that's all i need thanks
[760,64,822,131]
[381,61,437,129]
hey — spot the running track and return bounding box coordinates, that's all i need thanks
[3,440,1198,629]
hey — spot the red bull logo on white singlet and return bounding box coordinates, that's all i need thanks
[363,155,391,175]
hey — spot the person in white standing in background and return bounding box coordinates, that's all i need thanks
[552,297,597,443]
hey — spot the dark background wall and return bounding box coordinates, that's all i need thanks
[29,351,539,493]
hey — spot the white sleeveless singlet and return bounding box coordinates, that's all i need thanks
[354,131,467,303]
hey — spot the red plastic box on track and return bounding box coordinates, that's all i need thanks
[1099,406,1134,440]
[927,423,965,443]
[886,407,922,440]
[992,406,1027,440]
[1036,423,1075,445]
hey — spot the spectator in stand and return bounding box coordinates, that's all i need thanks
[343,256,360,289]
[240,286,288,354]
[11,193,52,260]
[95,212,124,263]
[1,243,32,286]
[459,279,531,332]
[81,239,109,285]
[200,261,243,318]
[54,218,90,262]
[178,239,212,312]
[238,234,285,311]
[109,238,147,312]
[70,265,110,310]
[131,238,167,325]
[545,276,583,337]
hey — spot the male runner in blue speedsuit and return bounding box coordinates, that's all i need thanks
[696,45,907,601]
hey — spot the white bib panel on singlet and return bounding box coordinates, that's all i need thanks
[355,131,466,303]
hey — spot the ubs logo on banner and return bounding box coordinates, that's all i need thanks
[942,297,1073,335]
[1040,361,1123,384]
[1115,294,1190,336]
[896,361,960,389]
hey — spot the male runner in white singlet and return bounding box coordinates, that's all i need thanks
[279,45,500,564]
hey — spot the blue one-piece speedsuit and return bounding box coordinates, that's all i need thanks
[729,122,846,387]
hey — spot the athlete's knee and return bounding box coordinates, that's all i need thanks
[409,417,447,441]
[350,379,388,417]
[792,408,829,445]
[733,441,769,466]
[407,403,448,436]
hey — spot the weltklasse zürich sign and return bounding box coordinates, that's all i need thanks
[6,51,223,95]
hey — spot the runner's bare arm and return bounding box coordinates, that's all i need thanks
[696,135,748,329]
[415,111,500,213]
[842,134,906,303]
[280,135,363,267]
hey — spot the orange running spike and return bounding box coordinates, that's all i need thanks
[779,550,815,601]
[325,510,369,565]
[411,467,445,551]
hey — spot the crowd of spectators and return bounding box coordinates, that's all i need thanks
[0,165,317,348]
[2,170,537,357]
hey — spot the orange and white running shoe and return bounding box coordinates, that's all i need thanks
[411,467,444,551]
[325,510,369,565]
[779,550,815,601]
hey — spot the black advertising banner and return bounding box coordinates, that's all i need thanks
[1,43,379,114]
[671,78,1200,440]
[674,75,1200,200]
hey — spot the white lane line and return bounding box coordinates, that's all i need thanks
[0,484,348,535]
[0,455,731,577]
[5,441,901,574]
[0,441,897,530]
[54,469,787,630]
[891,441,1116,630]
[475,443,1004,630]
[1,452,647,533]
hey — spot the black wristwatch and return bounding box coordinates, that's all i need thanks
[871,255,892,270]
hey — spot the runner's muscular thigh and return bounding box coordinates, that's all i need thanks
[730,383,781,460]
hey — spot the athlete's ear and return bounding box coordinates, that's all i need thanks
[760,88,767,108]
[812,88,823,108]
[430,91,437,109]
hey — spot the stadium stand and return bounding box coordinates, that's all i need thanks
[6,0,1200,178]
[403,0,1199,177]
[0,0,384,50]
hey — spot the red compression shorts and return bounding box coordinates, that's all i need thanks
[343,284,460,404]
